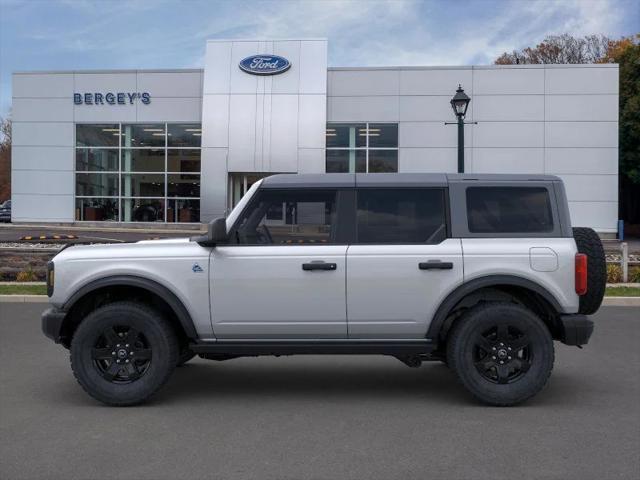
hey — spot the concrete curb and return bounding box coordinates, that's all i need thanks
[601,297,640,307]
[0,295,49,303]
[0,223,204,234]
[2,295,640,306]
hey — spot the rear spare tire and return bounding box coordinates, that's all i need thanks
[573,227,606,315]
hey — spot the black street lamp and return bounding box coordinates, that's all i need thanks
[446,84,474,173]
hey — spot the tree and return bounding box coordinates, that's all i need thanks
[0,116,10,202]
[604,35,640,224]
[495,34,640,225]
[495,34,610,64]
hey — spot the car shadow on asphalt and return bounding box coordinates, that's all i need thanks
[158,360,593,407]
[154,361,467,405]
[47,359,590,408]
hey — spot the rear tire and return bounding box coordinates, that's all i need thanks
[447,303,554,406]
[70,301,178,406]
[573,227,606,315]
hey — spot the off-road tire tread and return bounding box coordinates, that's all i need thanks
[573,227,606,315]
[70,301,178,406]
[446,302,554,406]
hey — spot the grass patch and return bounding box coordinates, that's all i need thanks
[605,286,640,297]
[0,284,47,295]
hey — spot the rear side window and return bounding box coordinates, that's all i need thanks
[356,188,447,244]
[466,187,553,233]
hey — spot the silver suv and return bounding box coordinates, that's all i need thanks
[42,173,606,406]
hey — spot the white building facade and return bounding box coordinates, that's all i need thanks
[11,39,619,233]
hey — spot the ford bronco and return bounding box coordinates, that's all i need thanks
[42,173,605,406]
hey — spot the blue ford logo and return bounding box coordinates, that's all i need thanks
[239,55,291,75]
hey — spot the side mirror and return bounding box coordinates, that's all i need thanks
[209,217,228,244]
[192,217,227,247]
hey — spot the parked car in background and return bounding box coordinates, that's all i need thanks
[0,200,11,222]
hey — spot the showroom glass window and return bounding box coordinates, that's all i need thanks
[75,124,201,222]
[325,123,398,173]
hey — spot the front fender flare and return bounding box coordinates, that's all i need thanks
[62,275,198,340]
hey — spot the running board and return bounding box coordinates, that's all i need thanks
[190,340,437,357]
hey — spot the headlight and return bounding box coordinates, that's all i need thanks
[46,261,54,297]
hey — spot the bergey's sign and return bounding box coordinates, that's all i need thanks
[74,92,151,105]
[239,55,291,75]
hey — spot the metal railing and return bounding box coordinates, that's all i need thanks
[604,241,638,283]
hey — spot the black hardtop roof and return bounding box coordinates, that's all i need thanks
[260,173,561,188]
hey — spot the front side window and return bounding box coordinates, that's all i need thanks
[326,123,398,173]
[356,188,447,244]
[233,189,337,245]
[466,187,553,233]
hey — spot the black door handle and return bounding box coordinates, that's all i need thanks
[302,262,337,271]
[419,261,453,270]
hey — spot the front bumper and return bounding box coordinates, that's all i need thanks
[41,307,67,344]
[558,314,594,346]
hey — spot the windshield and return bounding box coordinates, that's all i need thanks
[225,179,263,230]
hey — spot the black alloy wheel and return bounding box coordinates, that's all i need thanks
[91,325,152,383]
[472,324,532,384]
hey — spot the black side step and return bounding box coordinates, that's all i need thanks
[190,340,437,357]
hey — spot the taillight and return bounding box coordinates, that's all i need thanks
[575,253,587,295]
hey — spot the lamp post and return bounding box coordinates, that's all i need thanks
[447,85,472,173]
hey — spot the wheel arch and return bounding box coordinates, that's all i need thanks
[59,275,198,348]
[427,275,564,344]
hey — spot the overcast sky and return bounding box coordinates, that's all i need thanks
[1,0,638,116]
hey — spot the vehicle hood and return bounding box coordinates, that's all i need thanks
[52,237,201,262]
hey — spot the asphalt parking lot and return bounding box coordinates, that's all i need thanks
[1,303,638,480]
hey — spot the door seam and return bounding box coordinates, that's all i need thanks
[345,244,350,338]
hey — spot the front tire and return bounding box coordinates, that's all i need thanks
[447,303,554,406]
[70,301,178,406]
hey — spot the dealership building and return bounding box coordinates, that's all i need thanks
[11,39,619,233]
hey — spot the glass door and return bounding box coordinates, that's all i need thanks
[228,173,272,213]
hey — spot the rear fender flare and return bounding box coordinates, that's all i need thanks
[426,275,563,341]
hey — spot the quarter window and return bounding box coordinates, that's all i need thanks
[466,187,553,233]
[233,190,337,245]
[325,123,398,173]
[356,188,447,244]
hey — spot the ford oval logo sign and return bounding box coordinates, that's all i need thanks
[239,55,291,75]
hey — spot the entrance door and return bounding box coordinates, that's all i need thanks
[346,187,463,338]
[228,173,271,213]
[211,187,348,339]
